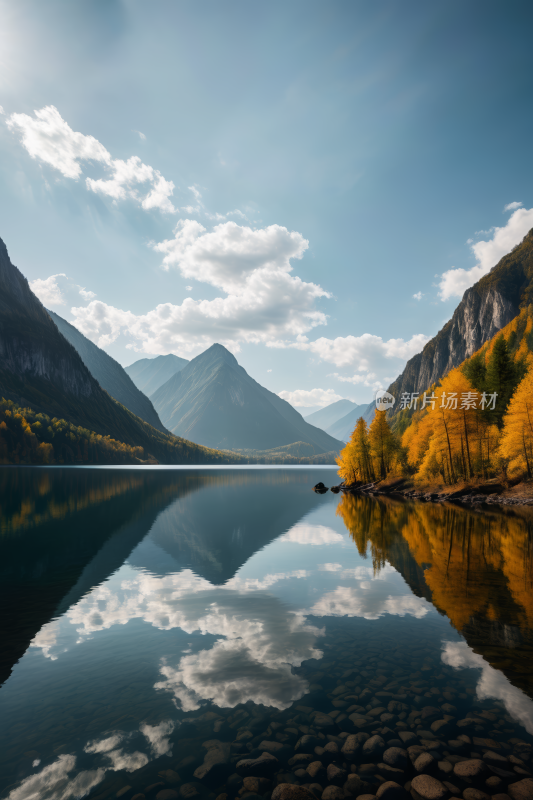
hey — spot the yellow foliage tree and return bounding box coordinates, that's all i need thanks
[499,365,533,477]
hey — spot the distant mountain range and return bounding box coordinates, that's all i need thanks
[149,343,344,453]
[0,236,245,465]
[125,354,188,397]
[49,311,166,432]
[325,402,372,442]
[304,399,357,430]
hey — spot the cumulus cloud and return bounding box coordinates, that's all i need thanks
[280,525,344,545]
[29,273,67,306]
[413,291,423,300]
[311,585,430,620]
[70,221,329,355]
[278,388,344,408]
[7,754,104,800]
[270,332,428,391]
[6,105,176,213]
[140,721,176,757]
[78,286,96,300]
[504,201,522,212]
[442,641,533,734]
[439,207,533,301]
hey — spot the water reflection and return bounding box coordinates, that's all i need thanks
[337,493,533,696]
[2,469,533,800]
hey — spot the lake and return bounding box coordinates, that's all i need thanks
[1,466,532,800]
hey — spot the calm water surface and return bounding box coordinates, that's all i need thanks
[1,467,533,799]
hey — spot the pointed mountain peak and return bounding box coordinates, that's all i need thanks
[192,343,239,367]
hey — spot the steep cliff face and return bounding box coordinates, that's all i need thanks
[389,228,533,405]
[0,238,96,400]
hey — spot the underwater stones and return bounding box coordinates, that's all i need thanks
[344,775,364,795]
[453,761,489,783]
[383,749,409,770]
[272,785,316,800]
[159,771,181,785]
[463,790,490,800]
[410,775,448,800]
[194,742,231,781]
[289,755,315,767]
[259,741,291,760]
[314,714,336,730]
[296,736,321,752]
[507,780,533,800]
[483,753,509,768]
[376,781,406,800]
[180,784,201,799]
[414,754,436,774]
[421,710,441,723]
[236,753,279,778]
[306,761,327,782]
[243,777,271,794]
[431,722,451,737]
[321,787,344,800]
[399,733,419,747]
[156,792,179,800]
[363,736,386,759]
[327,764,347,786]
[342,734,369,761]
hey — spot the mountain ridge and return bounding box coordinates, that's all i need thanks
[151,343,345,453]
[125,354,188,396]
[48,310,166,432]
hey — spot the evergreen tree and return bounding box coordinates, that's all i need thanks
[485,335,522,427]
[369,410,396,478]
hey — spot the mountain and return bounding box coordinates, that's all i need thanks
[388,227,533,413]
[48,311,166,432]
[150,343,345,453]
[304,399,358,431]
[0,236,244,464]
[125,354,188,396]
[325,403,371,442]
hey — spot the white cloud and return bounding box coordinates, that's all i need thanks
[439,206,533,301]
[270,332,428,391]
[134,130,146,141]
[0,106,5,115]
[278,388,344,408]
[185,285,192,291]
[310,585,430,620]
[413,291,423,300]
[280,525,344,545]
[78,287,96,300]
[140,721,175,757]
[70,221,329,355]
[7,754,104,800]
[29,273,67,306]
[504,201,522,212]
[319,563,343,571]
[7,105,176,213]
[267,369,272,373]
[30,620,61,660]
[442,641,533,735]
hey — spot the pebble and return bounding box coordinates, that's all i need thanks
[410,774,448,800]
[236,753,279,778]
[306,761,326,781]
[363,736,386,759]
[453,760,489,782]
[414,754,436,774]
[375,781,405,800]
[321,787,344,800]
[507,780,533,800]
[156,792,179,800]
[383,748,409,770]
[271,785,316,800]
[326,763,347,786]
[463,790,490,800]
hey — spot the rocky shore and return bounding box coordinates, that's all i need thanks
[336,479,533,508]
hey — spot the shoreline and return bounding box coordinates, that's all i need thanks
[338,477,533,508]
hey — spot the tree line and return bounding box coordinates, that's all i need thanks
[337,331,533,484]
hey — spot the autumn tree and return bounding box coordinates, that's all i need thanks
[369,410,397,478]
[499,366,533,477]
[337,417,375,484]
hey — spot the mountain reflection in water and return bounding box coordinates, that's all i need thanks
[338,493,533,696]
[1,468,533,800]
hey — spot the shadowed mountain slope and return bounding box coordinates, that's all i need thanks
[48,311,166,432]
[150,343,345,453]
[388,228,533,413]
[0,236,244,464]
[125,354,188,396]
[304,399,358,431]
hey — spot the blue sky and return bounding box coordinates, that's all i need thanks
[1,0,533,412]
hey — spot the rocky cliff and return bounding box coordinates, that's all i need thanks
[389,227,533,406]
